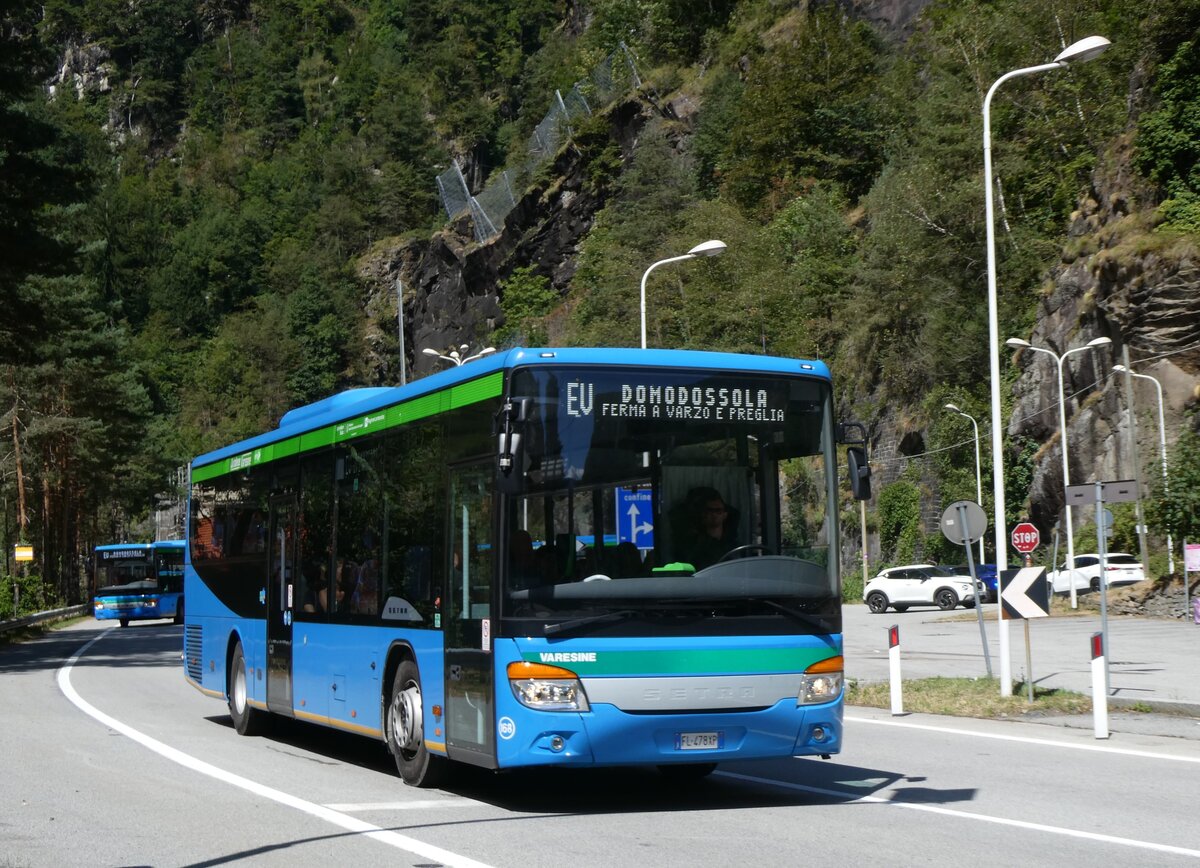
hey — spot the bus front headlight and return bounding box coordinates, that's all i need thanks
[798,655,843,705]
[507,662,590,712]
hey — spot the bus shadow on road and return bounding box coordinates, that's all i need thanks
[200,715,978,813]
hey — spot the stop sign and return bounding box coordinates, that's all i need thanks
[1011,521,1040,554]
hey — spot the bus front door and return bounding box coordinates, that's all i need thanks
[266,497,297,715]
[444,462,496,768]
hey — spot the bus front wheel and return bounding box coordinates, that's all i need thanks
[387,659,447,788]
[229,642,265,736]
[119,618,129,628]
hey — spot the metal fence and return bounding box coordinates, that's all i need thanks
[436,43,642,243]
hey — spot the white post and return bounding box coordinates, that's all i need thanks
[1091,632,1108,738]
[888,625,903,715]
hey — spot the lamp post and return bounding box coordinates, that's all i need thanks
[945,404,986,563]
[1007,336,1112,608]
[1114,364,1174,575]
[396,278,407,386]
[639,240,727,349]
[423,344,497,367]
[983,35,1110,694]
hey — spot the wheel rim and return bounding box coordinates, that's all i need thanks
[232,658,247,715]
[390,680,423,755]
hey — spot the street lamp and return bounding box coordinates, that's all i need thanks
[639,240,727,349]
[1006,336,1112,608]
[1114,364,1174,574]
[423,344,497,367]
[983,35,1110,695]
[944,403,986,563]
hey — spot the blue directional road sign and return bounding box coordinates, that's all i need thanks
[616,487,654,551]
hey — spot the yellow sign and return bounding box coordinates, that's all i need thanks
[14,545,33,562]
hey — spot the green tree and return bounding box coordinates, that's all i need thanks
[719,6,888,215]
[497,266,558,347]
[1146,420,1200,546]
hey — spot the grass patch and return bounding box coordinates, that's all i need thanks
[846,676,1093,718]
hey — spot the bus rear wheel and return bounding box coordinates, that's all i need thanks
[119,618,129,628]
[173,599,184,625]
[228,641,265,736]
[387,659,447,788]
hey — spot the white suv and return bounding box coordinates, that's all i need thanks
[1048,553,1145,594]
[863,564,981,614]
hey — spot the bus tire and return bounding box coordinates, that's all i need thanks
[119,618,129,628]
[228,641,265,736]
[174,599,184,625]
[387,659,447,788]
[657,762,717,781]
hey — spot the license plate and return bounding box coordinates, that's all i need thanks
[675,731,723,751]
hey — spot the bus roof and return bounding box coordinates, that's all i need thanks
[95,543,152,553]
[152,540,185,550]
[191,347,831,475]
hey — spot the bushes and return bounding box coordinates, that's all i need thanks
[0,574,63,622]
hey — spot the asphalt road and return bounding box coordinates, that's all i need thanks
[2,619,1199,867]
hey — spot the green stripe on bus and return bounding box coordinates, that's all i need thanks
[522,647,835,676]
[191,372,504,482]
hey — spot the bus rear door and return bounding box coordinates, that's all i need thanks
[267,496,297,715]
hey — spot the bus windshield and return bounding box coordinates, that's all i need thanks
[501,366,839,636]
[96,549,153,590]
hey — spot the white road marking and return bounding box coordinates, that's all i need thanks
[57,632,495,868]
[846,713,1200,764]
[716,771,1200,859]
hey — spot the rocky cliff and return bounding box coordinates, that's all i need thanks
[356,100,651,383]
[1008,146,1200,540]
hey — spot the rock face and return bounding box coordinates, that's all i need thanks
[1008,166,1200,541]
[356,100,651,384]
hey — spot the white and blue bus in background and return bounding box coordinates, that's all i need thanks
[93,541,186,627]
[184,347,870,785]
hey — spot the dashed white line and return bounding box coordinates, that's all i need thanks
[57,632,495,868]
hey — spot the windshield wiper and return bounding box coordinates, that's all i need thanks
[544,609,638,636]
[762,599,837,636]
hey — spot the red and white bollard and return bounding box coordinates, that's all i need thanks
[889,624,903,716]
[1091,632,1108,739]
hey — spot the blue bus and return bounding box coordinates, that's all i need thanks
[184,348,869,785]
[93,541,186,627]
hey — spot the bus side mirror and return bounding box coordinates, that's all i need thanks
[496,398,531,475]
[847,446,871,501]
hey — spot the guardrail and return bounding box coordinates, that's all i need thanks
[0,604,89,636]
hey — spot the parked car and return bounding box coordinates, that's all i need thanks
[1047,553,1145,594]
[947,563,997,603]
[863,564,982,614]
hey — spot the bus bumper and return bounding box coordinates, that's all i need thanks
[494,696,842,769]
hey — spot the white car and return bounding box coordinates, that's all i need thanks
[863,564,982,614]
[1048,553,1145,594]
